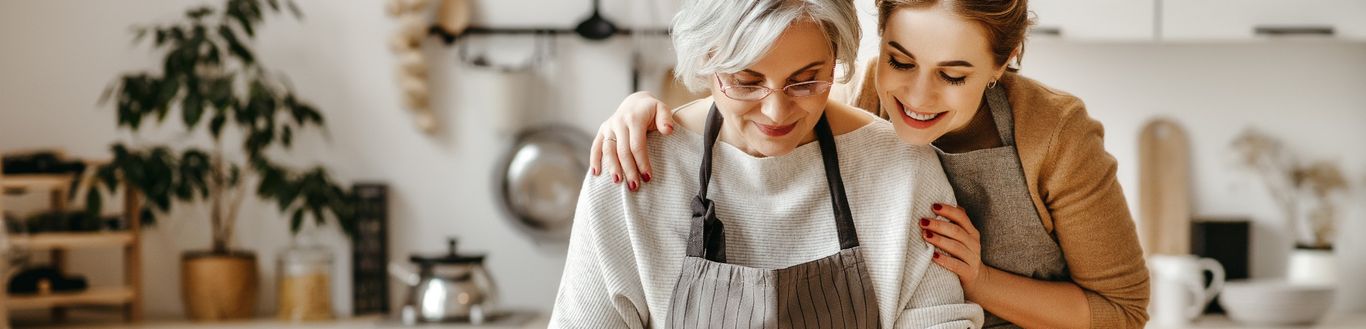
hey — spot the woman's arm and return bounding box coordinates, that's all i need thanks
[896,151,984,329]
[1035,101,1150,328]
[923,204,1091,329]
[549,176,649,329]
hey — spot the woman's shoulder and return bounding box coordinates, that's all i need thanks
[671,97,712,135]
[824,99,880,136]
[1003,72,1088,127]
[1003,72,1103,158]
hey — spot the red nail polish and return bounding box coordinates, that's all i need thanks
[925,230,934,238]
[933,252,940,259]
[591,168,599,176]
[920,218,930,227]
[613,174,621,184]
[933,203,943,211]
[628,181,638,191]
[642,173,652,183]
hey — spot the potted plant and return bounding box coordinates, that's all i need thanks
[84,0,356,320]
[1232,128,1351,285]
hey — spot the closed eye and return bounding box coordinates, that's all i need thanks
[939,72,966,86]
[888,57,914,70]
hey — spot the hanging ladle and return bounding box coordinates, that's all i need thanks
[575,0,617,41]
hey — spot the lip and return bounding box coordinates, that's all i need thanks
[754,122,797,137]
[895,98,947,129]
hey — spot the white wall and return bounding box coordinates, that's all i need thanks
[1023,41,1366,312]
[1,0,1363,320]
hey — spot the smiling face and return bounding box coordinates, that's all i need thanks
[875,6,1013,146]
[711,20,835,157]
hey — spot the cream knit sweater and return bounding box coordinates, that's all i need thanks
[550,115,984,329]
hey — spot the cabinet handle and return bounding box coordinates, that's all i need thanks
[1031,26,1062,37]
[1254,25,1335,37]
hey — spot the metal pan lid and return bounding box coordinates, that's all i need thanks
[409,238,485,265]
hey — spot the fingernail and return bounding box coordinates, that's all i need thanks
[628,181,638,191]
[591,168,600,176]
[933,252,940,259]
[932,203,943,211]
[613,174,621,184]
[642,173,652,183]
[920,218,930,227]
[665,123,674,131]
[924,230,934,239]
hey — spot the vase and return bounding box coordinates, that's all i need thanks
[1287,247,1336,287]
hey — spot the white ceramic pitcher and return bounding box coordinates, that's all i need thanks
[1149,254,1225,326]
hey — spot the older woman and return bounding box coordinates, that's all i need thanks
[587,0,1151,328]
[549,0,982,328]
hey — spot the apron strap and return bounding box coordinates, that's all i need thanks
[984,85,1016,146]
[688,104,726,260]
[814,113,860,249]
[687,103,860,260]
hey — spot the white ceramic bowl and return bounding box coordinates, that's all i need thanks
[1219,280,1335,326]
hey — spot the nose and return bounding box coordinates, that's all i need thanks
[904,74,938,110]
[758,89,795,122]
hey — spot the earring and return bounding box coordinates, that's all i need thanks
[987,80,998,89]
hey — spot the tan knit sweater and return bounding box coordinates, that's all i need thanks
[847,69,1151,328]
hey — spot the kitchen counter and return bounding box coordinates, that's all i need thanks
[1148,313,1366,329]
[18,312,1366,328]
[17,314,550,329]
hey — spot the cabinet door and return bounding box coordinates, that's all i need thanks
[1162,0,1366,41]
[1030,0,1157,41]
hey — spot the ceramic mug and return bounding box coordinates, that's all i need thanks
[1149,254,1225,326]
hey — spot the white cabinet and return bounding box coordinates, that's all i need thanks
[1030,0,1157,41]
[1161,0,1366,41]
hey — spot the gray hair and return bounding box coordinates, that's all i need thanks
[671,0,861,92]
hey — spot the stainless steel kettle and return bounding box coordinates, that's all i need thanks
[389,238,499,324]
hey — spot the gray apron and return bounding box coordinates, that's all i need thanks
[665,105,880,329]
[934,86,1069,328]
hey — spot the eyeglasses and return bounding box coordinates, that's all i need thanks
[715,73,833,102]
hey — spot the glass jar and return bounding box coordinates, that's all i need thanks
[276,242,334,321]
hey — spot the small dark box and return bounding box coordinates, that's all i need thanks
[1190,219,1250,314]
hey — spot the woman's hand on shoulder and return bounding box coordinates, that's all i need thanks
[589,91,677,192]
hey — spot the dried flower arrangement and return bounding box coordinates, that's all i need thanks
[1232,128,1351,249]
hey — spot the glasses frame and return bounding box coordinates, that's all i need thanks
[714,73,833,102]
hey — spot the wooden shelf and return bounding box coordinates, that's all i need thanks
[1,173,74,191]
[4,286,135,311]
[1,160,142,322]
[9,232,134,250]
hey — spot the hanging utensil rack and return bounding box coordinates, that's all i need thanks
[430,25,669,44]
[427,0,668,44]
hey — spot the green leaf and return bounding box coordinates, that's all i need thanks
[132,27,149,44]
[85,190,103,219]
[310,205,324,228]
[209,112,227,140]
[181,93,204,128]
[286,0,303,19]
[281,125,293,147]
[186,7,213,20]
[290,208,304,235]
[233,7,256,37]
[97,163,120,192]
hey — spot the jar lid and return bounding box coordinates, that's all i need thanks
[410,238,486,265]
[280,244,334,264]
